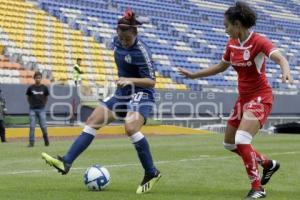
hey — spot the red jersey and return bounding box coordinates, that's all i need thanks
[222,32,278,99]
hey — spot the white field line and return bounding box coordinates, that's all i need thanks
[0,151,298,175]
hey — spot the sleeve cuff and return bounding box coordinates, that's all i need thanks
[268,49,280,58]
[222,57,231,63]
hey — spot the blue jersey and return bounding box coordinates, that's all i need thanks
[112,36,156,98]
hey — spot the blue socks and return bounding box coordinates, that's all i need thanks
[131,132,156,175]
[62,127,156,176]
[63,126,96,164]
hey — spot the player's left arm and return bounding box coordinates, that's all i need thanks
[261,36,293,84]
[43,86,49,104]
[44,96,48,104]
[270,51,293,84]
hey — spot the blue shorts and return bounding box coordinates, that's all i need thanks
[101,91,155,121]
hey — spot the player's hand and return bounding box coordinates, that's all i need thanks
[177,67,196,79]
[282,71,293,84]
[117,77,133,87]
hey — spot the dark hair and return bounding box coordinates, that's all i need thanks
[117,8,142,32]
[225,1,256,28]
[76,58,82,61]
[33,71,42,78]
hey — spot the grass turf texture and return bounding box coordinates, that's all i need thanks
[0,134,299,200]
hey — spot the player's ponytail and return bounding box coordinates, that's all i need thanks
[225,1,256,28]
[117,8,142,32]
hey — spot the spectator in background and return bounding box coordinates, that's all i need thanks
[73,58,84,86]
[0,89,7,143]
[26,71,50,147]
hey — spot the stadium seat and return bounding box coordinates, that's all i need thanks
[0,0,299,91]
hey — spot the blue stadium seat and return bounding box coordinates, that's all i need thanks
[31,0,300,91]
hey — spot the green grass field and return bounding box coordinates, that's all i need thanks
[0,133,299,200]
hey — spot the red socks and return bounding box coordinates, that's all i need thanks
[237,144,261,190]
[231,148,270,169]
[227,130,271,190]
[252,149,271,169]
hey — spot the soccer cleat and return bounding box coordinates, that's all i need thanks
[261,160,280,185]
[244,188,266,199]
[136,170,162,194]
[27,143,34,147]
[44,140,50,146]
[41,152,71,175]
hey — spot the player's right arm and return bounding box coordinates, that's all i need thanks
[178,61,230,79]
[26,86,32,105]
[179,40,231,79]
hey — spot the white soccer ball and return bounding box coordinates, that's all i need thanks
[84,165,110,191]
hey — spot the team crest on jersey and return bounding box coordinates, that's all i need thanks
[125,54,132,63]
[243,50,250,60]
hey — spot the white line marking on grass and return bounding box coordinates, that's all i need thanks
[270,151,298,155]
[7,169,48,175]
[1,151,298,175]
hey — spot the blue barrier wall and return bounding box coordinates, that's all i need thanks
[1,84,299,116]
[1,84,80,115]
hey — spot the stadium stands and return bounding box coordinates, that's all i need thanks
[0,0,117,90]
[0,53,50,85]
[0,0,187,91]
[0,0,299,91]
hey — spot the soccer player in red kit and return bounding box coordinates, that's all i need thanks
[179,1,293,199]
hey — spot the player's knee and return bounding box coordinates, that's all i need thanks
[223,142,237,151]
[86,116,94,126]
[86,116,101,130]
[83,126,97,136]
[124,123,139,136]
[235,130,253,144]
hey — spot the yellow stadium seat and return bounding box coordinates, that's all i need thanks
[0,0,186,91]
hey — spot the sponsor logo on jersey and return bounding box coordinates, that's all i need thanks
[232,61,252,67]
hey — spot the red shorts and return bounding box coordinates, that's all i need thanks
[228,94,273,128]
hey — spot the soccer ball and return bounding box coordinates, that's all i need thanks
[83,165,110,191]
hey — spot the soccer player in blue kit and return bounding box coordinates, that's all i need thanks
[42,9,161,194]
